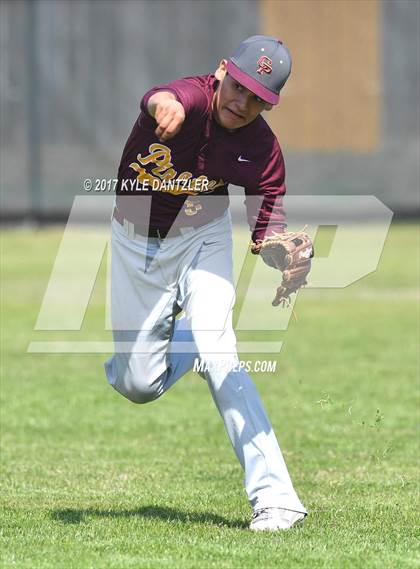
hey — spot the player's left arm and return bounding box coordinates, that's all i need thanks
[244,138,314,305]
[244,138,287,246]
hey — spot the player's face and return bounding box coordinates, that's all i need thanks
[213,65,268,129]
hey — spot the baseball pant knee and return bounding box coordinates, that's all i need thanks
[104,354,167,404]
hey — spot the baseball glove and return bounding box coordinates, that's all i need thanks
[251,228,314,307]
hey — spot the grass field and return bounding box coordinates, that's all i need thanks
[1,222,419,568]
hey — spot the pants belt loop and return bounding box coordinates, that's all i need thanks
[122,218,134,239]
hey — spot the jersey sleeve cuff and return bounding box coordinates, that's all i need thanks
[140,87,187,116]
[252,225,286,242]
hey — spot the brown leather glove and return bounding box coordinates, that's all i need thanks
[251,229,314,307]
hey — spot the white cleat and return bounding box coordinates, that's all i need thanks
[249,508,306,532]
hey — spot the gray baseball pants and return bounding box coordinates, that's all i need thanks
[104,211,306,513]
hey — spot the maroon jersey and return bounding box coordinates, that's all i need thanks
[116,74,287,241]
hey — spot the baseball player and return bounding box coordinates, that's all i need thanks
[104,36,312,531]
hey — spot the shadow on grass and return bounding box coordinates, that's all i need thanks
[51,505,247,529]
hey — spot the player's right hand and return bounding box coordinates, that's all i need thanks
[153,98,186,143]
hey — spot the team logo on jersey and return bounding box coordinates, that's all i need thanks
[256,56,273,75]
[128,143,225,196]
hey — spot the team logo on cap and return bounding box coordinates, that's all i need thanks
[256,56,273,75]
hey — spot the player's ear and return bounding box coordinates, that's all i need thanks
[215,59,228,81]
[264,103,273,111]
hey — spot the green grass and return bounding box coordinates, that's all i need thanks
[1,222,419,568]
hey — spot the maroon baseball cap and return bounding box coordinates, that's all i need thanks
[227,35,292,105]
